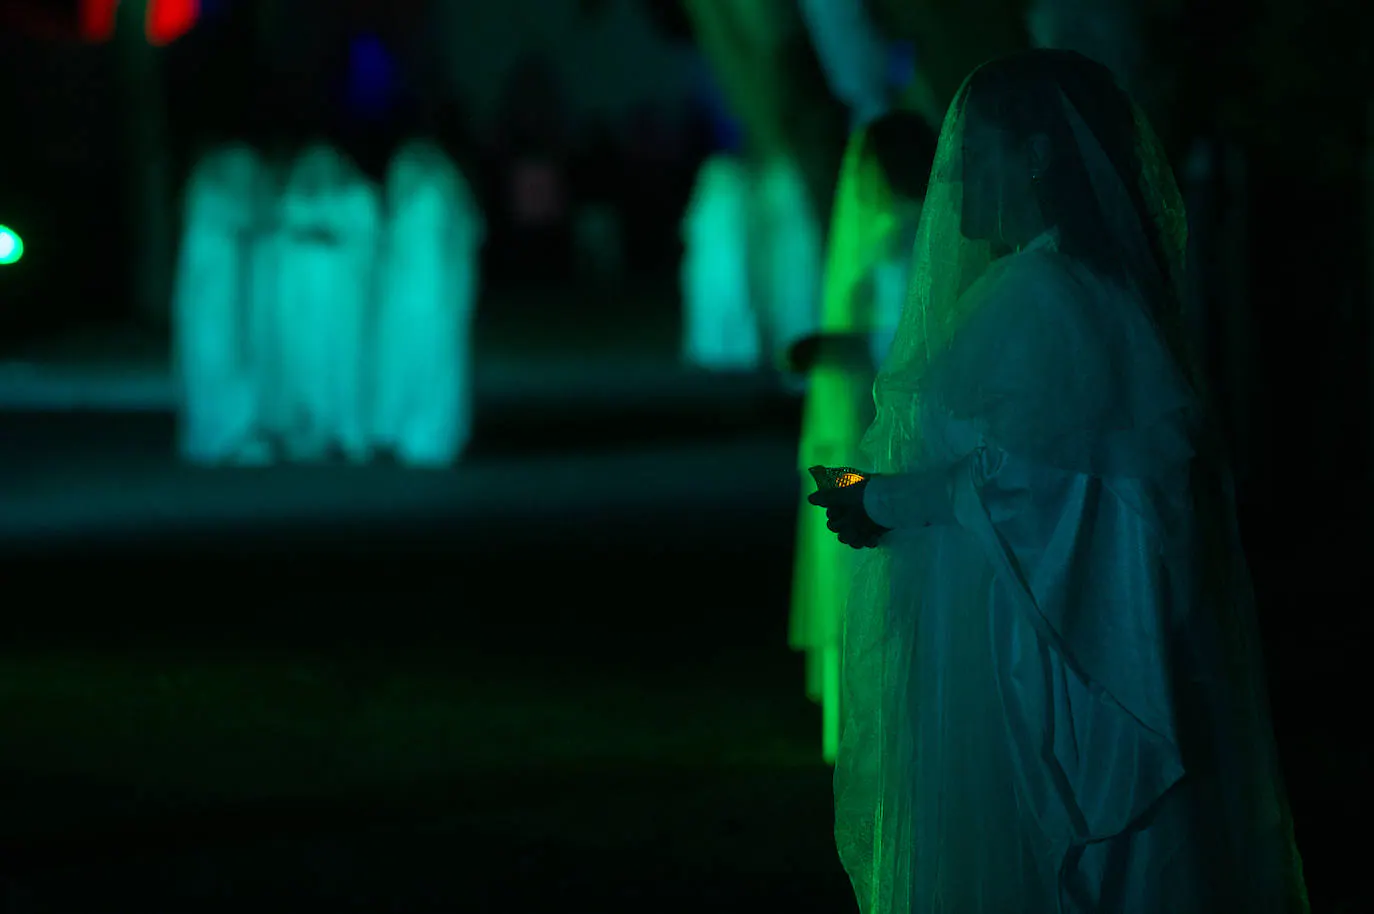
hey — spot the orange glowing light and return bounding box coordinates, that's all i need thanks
[809,465,868,491]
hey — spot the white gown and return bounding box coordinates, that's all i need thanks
[840,247,1305,913]
[680,154,761,371]
[173,143,273,465]
[372,140,484,467]
[274,145,382,462]
[751,156,823,372]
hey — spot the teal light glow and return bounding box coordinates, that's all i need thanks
[0,226,23,265]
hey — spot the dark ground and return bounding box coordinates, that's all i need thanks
[0,282,1367,913]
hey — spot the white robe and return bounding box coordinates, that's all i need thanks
[680,155,761,371]
[372,140,484,467]
[751,156,823,371]
[840,247,1303,913]
[173,144,272,465]
[274,145,382,462]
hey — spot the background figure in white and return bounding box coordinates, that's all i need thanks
[372,140,485,467]
[274,144,382,463]
[751,155,824,378]
[798,0,894,128]
[247,153,288,449]
[679,154,761,371]
[173,143,274,465]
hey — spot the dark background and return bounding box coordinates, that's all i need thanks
[0,1,1369,911]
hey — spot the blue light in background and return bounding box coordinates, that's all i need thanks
[692,56,744,155]
[346,33,399,120]
[887,41,916,90]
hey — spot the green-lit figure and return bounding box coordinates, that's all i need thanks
[809,51,1308,912]
[791,113,932,763]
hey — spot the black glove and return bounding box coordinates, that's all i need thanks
[808,477,891,549]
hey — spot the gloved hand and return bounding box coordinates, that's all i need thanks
[808,476,891,549]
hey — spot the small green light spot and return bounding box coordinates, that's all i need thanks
[0,225,23,265]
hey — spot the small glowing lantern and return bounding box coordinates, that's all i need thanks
[0,226,24,266]
[809,465,868,490]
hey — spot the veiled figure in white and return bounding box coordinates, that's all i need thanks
[679,154,761,371]
[751,155,824,374]
[173,143,275,465]
[372,140,485,466]
[810,51,1309,913]
[273,144,382,462]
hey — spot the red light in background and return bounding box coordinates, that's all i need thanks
[80,0,118,41]
[79,0,199,44]
[146,0,198,45]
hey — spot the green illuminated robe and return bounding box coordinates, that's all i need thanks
[790,129,905,761]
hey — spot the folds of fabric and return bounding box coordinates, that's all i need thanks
[373,140,484,467]
[837,247,1308,912]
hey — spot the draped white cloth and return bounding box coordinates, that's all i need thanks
[843,242,1307,914]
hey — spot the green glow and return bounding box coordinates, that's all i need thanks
[0,225,23,265]
[792,126,898,765]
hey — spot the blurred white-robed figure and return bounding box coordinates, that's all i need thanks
[680,154,761,371]
[751,154,824,373]
[372,140,485,466]
[173,143,274,465]
[273,144,382,462]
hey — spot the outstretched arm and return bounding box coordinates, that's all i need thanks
[861,448,1003,530]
